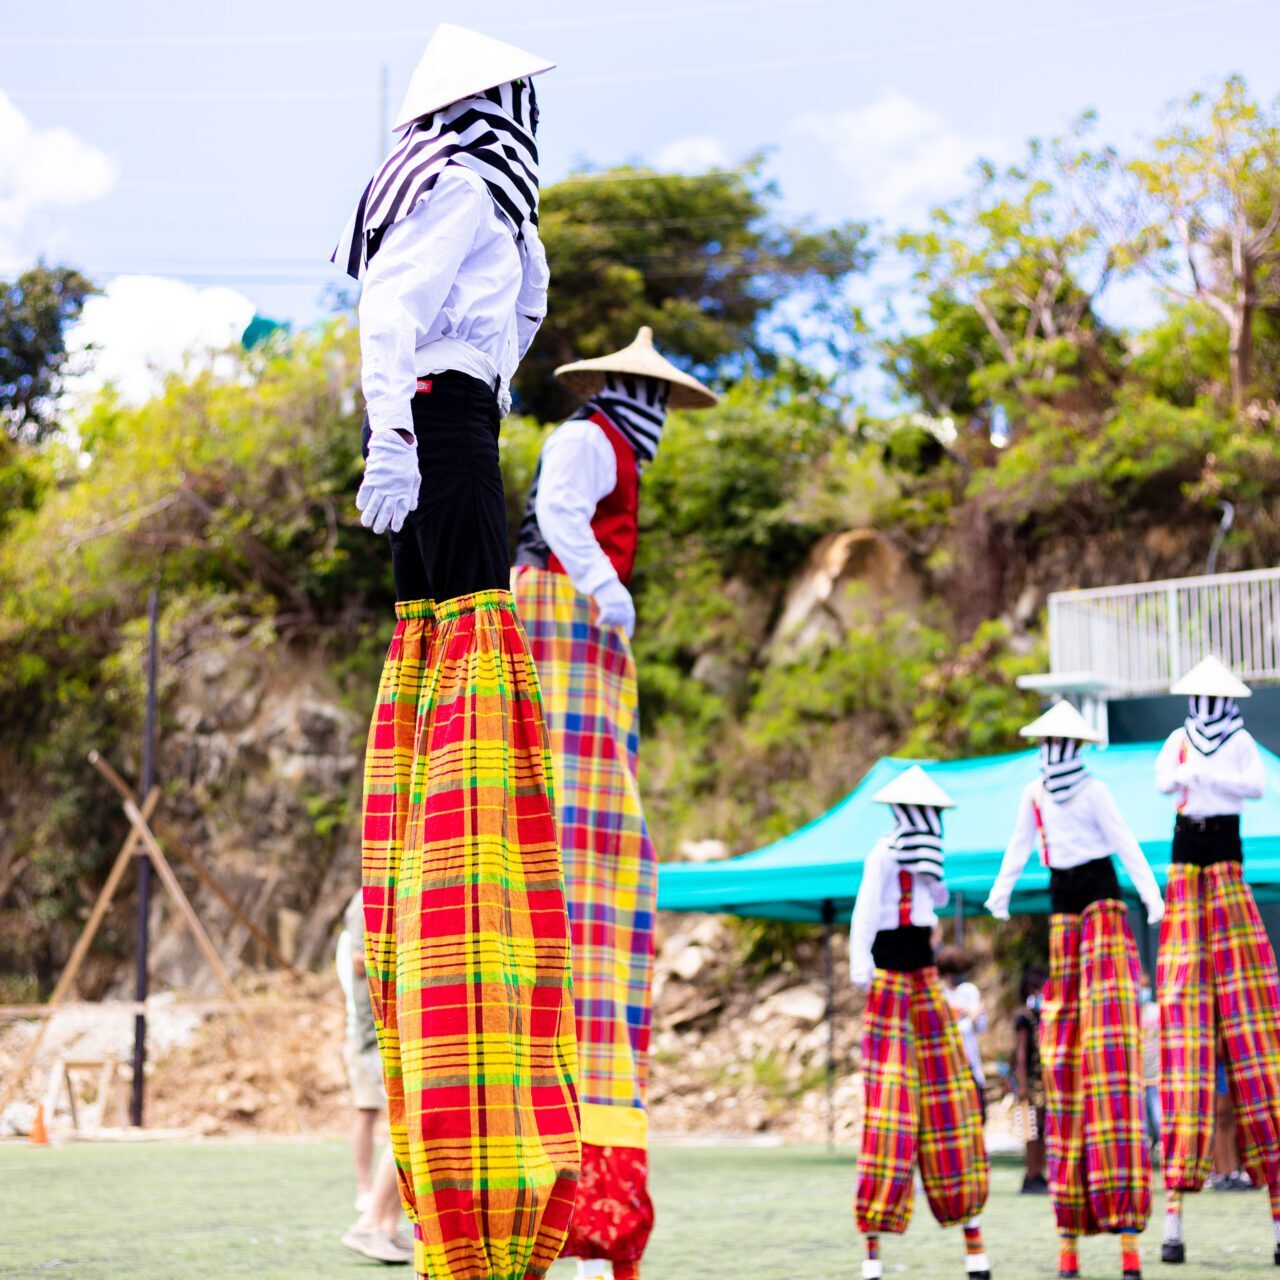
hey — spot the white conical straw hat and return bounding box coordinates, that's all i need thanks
[1170,654,1252,698]
[1020,700,1102,742]
[554,326,720,410]
[870,764,956,809]
[393,24,555,131]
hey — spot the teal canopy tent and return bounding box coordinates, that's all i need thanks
[657,742,1280,923]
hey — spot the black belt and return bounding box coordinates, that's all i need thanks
[1172,812,1242,866]
[871,925,934,973]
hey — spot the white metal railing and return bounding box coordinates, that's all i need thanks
[1048,567,1280,696]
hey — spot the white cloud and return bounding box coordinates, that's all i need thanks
[0,91,117,254]
[789,93,1012,228]
[653,134,730,174]
[69,275,257,404]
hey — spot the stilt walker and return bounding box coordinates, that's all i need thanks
[986,702,1163,1280]
[512,328,719,1279]
[1153,655,1280,1267]
[335,25,580,1280]
[851,766,990,1280]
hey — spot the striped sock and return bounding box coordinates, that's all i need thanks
[963,1218,989,1273]
[1164,1190,1183,1245]
[1120,1231,1141,1276]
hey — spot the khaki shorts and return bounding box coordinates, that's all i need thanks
[345,1042,386,1111]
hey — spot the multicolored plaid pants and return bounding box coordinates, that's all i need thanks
[855,966,989,1234]
[1159,860,1280,1193]
[1041,900,1151,1236]
[362,593,581,1280]
[512,566,656,1272]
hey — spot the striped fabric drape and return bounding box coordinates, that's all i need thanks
[361,591,581,1280]
[855,966,989,1234]
[511,565,657,1269]
[1041,901,1151,1237]
[1160,860,1280,1193]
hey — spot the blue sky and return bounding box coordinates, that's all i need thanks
[2,0,1278,399]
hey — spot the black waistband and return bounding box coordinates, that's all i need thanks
[1172,813,1243,866]
[1050,856,1120,915]
[871,925,934,973]
[414,369,501,397]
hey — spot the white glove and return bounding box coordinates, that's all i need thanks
[1146,897,1165,926]
[357,431,420,535]
[516,221,550,318]
[593,578,635,637]
[1173,762,1199,787]
[985,896,1010,921]
[851,962,874,993]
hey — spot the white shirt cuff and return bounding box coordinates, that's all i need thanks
[366,396,415,440]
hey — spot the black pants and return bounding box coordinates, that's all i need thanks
[1172,813,1243,865]
[362,371,510,603]
[1049,855,1120,914]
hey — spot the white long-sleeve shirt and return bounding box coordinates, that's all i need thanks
[849,837,948,988]
[358,169,544,439]
[985,778,1163,922]
[534,419,622,598]
[1154,727,1266,818]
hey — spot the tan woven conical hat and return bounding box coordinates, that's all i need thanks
[554,326,719,410]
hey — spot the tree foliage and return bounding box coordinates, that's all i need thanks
[1,265,97,444]
[517,157,871,421]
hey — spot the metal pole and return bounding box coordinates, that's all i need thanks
[822,899,836,1150]
[954,890,965,947]
[378,64,389,161]
[130,589,159,1126]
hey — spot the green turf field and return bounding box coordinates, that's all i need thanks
[1,1140,1276,1278]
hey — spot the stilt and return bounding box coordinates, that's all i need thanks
[1120,1230,1142,1279]
[862,1233,882,1280]
[1270,1183,1280,1265]
[1161,1189,1185,1265]
[1058,1231,1079,1279]
[963,1217,990,1278]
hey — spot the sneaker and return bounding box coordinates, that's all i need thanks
[1161,1241,1185,1264]
[1021,1174,1050,1194]
[1231,1170,1258,1191]
[340,1223,413,1264]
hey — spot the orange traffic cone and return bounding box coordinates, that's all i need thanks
[29,1103,49,1146]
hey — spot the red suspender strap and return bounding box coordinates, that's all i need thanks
[1031,796,1050,868]
[897,868,913,929]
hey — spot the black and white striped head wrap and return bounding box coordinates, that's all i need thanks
[332,78,539,281]
[580,373,670,467]
[1040,737,1088,803]
[889,803,944,879]
[1186,695,1245,756]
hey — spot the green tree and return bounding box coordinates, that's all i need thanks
[1,265,97,444]
[1129,75,1280,406]
[517,158,871,421]
[895,118,1126,421]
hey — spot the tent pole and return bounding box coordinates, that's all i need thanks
[822,898,836,1150]
[954,890,965,947]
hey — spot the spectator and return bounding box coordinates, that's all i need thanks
[1015,966,1049,1195]
[1140,973,1161,1163]
[1209,1034,1256,1192]
[336,889,411,1264]
[936,945,988,1122]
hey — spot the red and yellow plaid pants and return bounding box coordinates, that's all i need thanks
[361,593,581,1280]
[1159,860,1280,1193]
[1042,900,1151,1236]
[855,966,989,1234]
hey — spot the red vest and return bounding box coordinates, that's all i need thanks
[547,411,640,587]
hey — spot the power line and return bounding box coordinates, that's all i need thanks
[0,0,835,49]
[3,0,1265,100]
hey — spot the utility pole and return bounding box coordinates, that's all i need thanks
[130,588,159,1126]
[378,63,389,162]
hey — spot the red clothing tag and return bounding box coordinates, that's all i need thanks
[415,378,433,394]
